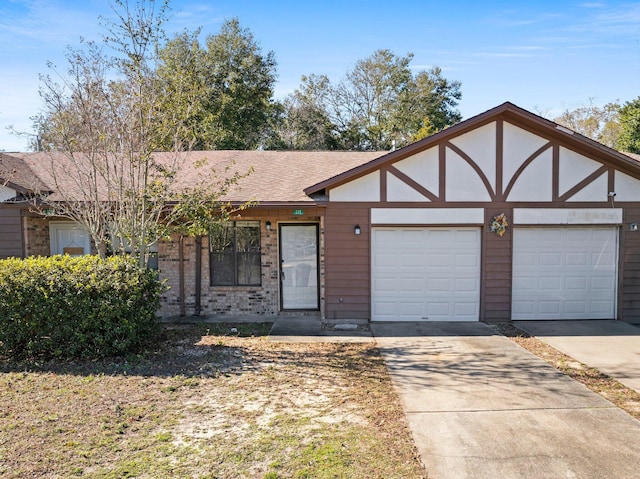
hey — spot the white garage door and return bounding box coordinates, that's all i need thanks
[512,227,618,320]
[371,227,481,321]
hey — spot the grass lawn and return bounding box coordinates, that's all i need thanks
[0,323,426,478]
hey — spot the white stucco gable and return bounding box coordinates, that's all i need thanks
[0,185,16,202]
[329,171,380,202]
[312,102,640,207]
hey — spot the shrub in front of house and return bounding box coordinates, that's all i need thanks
[0,255,164,359]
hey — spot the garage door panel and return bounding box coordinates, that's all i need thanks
[514,253,535,266]
[591,276,614,290]
[372,227,480,321]
[374,302,396,315]
[513,300,535,315]
[455,253,478,267]
[427,302,452,318]
[593,252,616,267]
[429,229,453,243]
[565,277,587,290]
[399,301,424,316]
[426,253,452,267]
[566,252,587,266]
[564,229,581,241]
[455,278,478,292]
[373,253,396,267]
[539,277,561,290]
[592,301,613,313]
[373,277,398,292]
[512,227,617,320]
[565,301,587,313]
[454,302,478,316]
[429,278,451,292]
[513,276,535,291]
[540,252,562,265]
[401,277,425,291]
[539,301,561,314]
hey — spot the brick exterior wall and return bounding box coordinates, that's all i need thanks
[19,210,325,319]
[158,210,325,318]
[24,216,50,256]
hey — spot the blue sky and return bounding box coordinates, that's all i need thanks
[1,0,639,151]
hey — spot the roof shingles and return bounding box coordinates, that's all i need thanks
[4,150,385,204]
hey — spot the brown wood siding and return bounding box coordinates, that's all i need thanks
[481,208,513,321]
[324,204,370,319]
[620,207,640,322]
[0,207,24,258]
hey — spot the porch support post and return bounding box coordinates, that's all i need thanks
[194,235,202,316]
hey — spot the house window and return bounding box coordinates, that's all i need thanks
[210,221,261,286]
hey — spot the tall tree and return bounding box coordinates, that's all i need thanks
[333,49,414,150]
[277,74,340,150]
[34,0,248,266]
[617,97,640,154]
[278,50,462,151]
[553,100,621,149]
[155,18,279,150]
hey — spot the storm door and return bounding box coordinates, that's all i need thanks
[279,224,319,310]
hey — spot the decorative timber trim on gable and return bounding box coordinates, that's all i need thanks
[305,102,640,206]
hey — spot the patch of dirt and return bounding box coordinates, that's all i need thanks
[491,322,640,420]
[0,323,426,479]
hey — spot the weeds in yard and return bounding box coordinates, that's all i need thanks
[0,324,425,478]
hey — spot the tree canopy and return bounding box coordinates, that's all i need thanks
[617,97,640,154]
[277,50,462,151]
[155,19,279,150]
[33,0,251,266]
[553,101,621,149]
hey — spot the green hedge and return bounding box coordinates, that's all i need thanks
[0,255,165,359]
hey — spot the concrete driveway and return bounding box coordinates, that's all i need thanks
[516,320,640,393]
[371,322,640,479]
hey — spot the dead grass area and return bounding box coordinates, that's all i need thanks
[0,323,425,479]
[491,322,640,419]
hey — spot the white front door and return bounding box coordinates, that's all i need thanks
[371,227,481,321]
[49,222,91,256]
[280,224,319,310]
[512,227,618,320]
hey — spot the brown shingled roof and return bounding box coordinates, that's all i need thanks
[622,152,640,162]
[8,150,386,204]
[0,152,51,194]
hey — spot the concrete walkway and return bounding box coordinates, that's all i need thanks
[371,322,640,479]
[516,320,640,393]
[268,317,374,343]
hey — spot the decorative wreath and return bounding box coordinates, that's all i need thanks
[490,213,509,237]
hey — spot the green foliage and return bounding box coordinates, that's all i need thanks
[617,96,640,154]
[553,100,621,149]
[277,74,341,150]
[275,49,462,151]
[0,255,164,359]
[155,18,279,150]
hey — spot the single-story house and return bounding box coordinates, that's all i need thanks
[2,102,640,323]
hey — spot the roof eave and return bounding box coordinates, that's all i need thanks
[304,101,640,194]
[304,102,517,195]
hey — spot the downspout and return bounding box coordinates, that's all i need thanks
[179,234,185,317]
[194,235,202,316]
